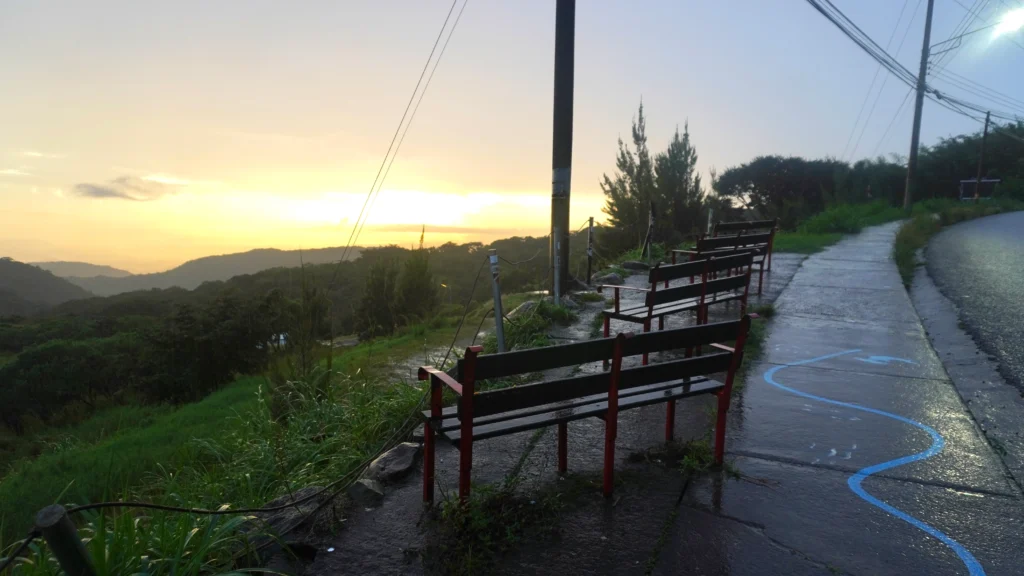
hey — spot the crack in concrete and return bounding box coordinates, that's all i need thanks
[679,501,846,574]
[730,451,1019,499]
[755,359,951,384]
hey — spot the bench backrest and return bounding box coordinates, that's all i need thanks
[714,219,776,235]
[696,232,772,253]
[650,252,753,284]
[470,319,748,417]
[459,337,616,382]
[647,271,749,307]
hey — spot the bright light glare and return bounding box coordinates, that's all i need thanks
[993,8,1024,38]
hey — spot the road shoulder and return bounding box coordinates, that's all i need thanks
[911,254,1024,493]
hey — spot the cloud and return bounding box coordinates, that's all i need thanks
[0,168,31,176]
[73,176,179,201]
[22,150,64,159]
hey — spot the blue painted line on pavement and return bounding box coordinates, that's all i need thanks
[762,349,986,576]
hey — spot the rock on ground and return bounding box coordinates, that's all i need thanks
[368,442,421,483]
[621,260,650,271]
[591,272,624,286]
[347,478,385,508]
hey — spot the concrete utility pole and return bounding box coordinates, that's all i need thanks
[974,111,991,202]
[550,0,575,298]
[903,0,935,211]
[488,250,506,352]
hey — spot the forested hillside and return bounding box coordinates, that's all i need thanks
[0,258,93,315]
[64,246,363,296]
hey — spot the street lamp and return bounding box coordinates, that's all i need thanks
[440,283,451,304]
[994,8,1024,38]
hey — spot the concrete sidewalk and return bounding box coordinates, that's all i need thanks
[657,223,1024,576]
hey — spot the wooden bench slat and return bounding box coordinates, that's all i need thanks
[472,352,731,417]
[715,219,776,233]
[622,319,741,357]
[427,376,713,432]
[468,337,617,381]
[649,259,706,283]
[651,273,748,306]
[444,378,725,444]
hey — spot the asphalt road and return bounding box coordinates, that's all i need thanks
[927,211,1024,392]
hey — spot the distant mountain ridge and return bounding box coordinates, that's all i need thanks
[32,261,133,278]
[62,246,362,297]
[0,257,94,315]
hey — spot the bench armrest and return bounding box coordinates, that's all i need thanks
[597,284,650,293]
[418,366,463,395]
[709,314,761,353]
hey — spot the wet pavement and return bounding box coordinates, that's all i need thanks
[308,227,1024,575]
[927,212,1024,393]
[307,254,803,576]
[672,222,1023,576]
[912,213,1024,492]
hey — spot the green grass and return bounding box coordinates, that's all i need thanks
[1,369,425,574]
[0,377,261,542]
[772,231,844,254]
[572,291,605,303]
[772,201,906,255]
[617,242,668,264]
[0,294,544,566]
[894,198,1024,285]
[483,300,576,354]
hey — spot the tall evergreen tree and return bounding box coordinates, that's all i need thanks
[654,122,704,242]
[600,102,656,253]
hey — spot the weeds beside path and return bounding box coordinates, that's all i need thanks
[894,198,1024,284]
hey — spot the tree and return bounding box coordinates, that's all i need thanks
[600,102,657,254]
[355,259,400,338]
[654,123,705,243]
[396,247,438,324]
[713,156,846,229]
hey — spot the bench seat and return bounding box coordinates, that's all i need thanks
[425,376,721,444]
[603,291,745,323]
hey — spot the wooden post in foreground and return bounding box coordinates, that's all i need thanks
[35,505,96,576]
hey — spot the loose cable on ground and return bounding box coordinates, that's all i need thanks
[0,531,40,574]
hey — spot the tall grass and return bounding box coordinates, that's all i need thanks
[1,371,424,574]
[894,198,1024,284]
[1,292,544,572]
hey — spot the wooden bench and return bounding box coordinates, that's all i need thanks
[598,253,754,364]
[418,316,753,502]
[671,231,773,295]
[713,218,778,273]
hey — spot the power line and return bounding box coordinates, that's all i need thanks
[841,0,912,160]
[934,67,1024,109]
[848,0,923,160]
[348,0,471,256]
[806,0,1022,145]
[872,87,915,156]
[328,0,461,289]
[934,0,990,73]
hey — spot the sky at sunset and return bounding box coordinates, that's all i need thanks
[2,0,1022,272]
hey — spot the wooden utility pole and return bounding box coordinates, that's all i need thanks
[550,0,575,298]
[903,0,935,211]
[974,111,991,202]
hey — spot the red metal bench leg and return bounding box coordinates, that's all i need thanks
[603,315,611,370]
[642,319,651,365]
[665,400,676,442]
[604,334,626,498]
[658,316,665,331]
[458,347,480,502]
[714,391,729,465]
[758,265,764,296]
[423,420,435,503]
[558,422,568,474]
